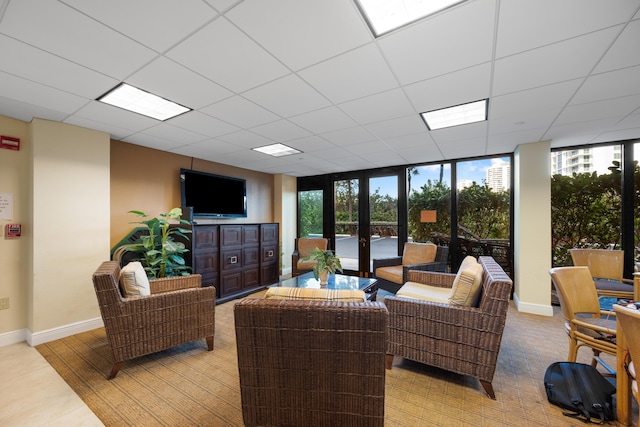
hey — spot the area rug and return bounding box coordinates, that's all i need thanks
[36,295,248,427]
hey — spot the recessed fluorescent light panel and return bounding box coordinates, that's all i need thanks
[356,0,467,36]
[421,99,488,131]
[97,83,191,121]
[253,143,301,157]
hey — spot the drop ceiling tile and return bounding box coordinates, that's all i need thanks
[289,107,358,134]
[570,66,640,105]
[405,63,491,113]
[377,0,496,85]
[0,35,118,98]
[339,88,415,125]
[320,126,377,146]
[397,147,445,165]
[487,129,547,152]
[492,27,620,96]
[545,118,619,140]
[203,0,241,13]
[591,127,640,144]
[490,80,581,119]
[595,19,640,73]
[61,0,218,52]
[555,95,640,125]
[343,140,389,155]
[125,131,188,151]
[0,71,88,114]
[436,136,489,159]
[430,121,488,144]
[64,115,137,140]
[298,43,399,104]
[169,110,239,138]
[73,101,158,133]
[128,57,233,109]
[140,122,209,145]
[364,115,426,140]
[249,119,311,142]
[360,150,406,167]
[383,132,436,151]
[489,109,560,135]
[226,0,372,71]
[242,74,331,118]
[201,96,279,128]
[496,0,637,58]
[167,17,289,93]
[216,130,276,149]
[284,135,336,153]
[171,138,243,158]
[1,0,156,80]
[0,96,69,123]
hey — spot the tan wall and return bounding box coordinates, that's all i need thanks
[110,141,276,248]
[0,116,30,334]
[513,141,553,316]
[31,119,110,334]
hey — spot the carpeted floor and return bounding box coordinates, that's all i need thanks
[36,292,635,427]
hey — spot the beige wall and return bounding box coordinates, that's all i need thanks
[0,116,30,336]
[30,119,110,336]
[513,141,553,316]
[274,174,297,275]
[110,141,275,248]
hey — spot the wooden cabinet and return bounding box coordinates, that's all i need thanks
[189,223,279,303]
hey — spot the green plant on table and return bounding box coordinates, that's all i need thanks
[304,247,343,280]
[125,207,192,279]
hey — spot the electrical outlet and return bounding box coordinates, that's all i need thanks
[0,297,9,310]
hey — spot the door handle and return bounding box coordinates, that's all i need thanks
[359,238,367,247]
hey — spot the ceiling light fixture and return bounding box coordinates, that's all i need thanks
[97,83,191,121]
[253,143,301,157]
[421,99,488,131]
[355,0,467,37]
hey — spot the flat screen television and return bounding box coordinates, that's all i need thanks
[180,168,247,218]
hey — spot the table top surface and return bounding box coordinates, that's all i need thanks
[276,271,377,291]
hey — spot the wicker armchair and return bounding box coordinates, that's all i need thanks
[92,261,215,379]
[291,237,330,277]
[234,298,388,427]
[373,243,448,293]
[385,256,512,399]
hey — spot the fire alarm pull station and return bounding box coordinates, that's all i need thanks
[5,224,21,238]
[0,136,20,151]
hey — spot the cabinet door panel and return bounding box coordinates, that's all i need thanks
[261,244,278,264]
[243,268,260,288]
[220,273,242,295]
[243,246,260,267]
[193,226,218,250]
[261,223,278,243]
[243,225,260,245]
[221,225,242,247]
[221,249,242,271]
[261,263,279,285]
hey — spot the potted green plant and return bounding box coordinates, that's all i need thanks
[124,207,192,279]
[305,247,343,285]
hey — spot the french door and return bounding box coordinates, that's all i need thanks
[333,173,400,277]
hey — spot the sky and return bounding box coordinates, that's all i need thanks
[370,157,509,198]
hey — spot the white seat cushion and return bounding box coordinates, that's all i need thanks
[396,281,451,303]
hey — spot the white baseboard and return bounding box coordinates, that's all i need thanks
[27,317,104,346]
[281,267,292,276]
[513,293,554,316]
[0,329,28,347]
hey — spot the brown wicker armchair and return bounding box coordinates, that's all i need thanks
[234,298,388,427]
[373,243,449,294]
[385,256,512,399]
[92,261,215,379]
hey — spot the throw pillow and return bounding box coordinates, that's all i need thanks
[448,257,484,307]
[119,261,150,297]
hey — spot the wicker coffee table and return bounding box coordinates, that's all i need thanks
[274,271,378,300]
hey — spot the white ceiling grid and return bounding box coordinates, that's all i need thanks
[0,0,638,176]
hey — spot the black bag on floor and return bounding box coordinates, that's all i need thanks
[544,362,616,423]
